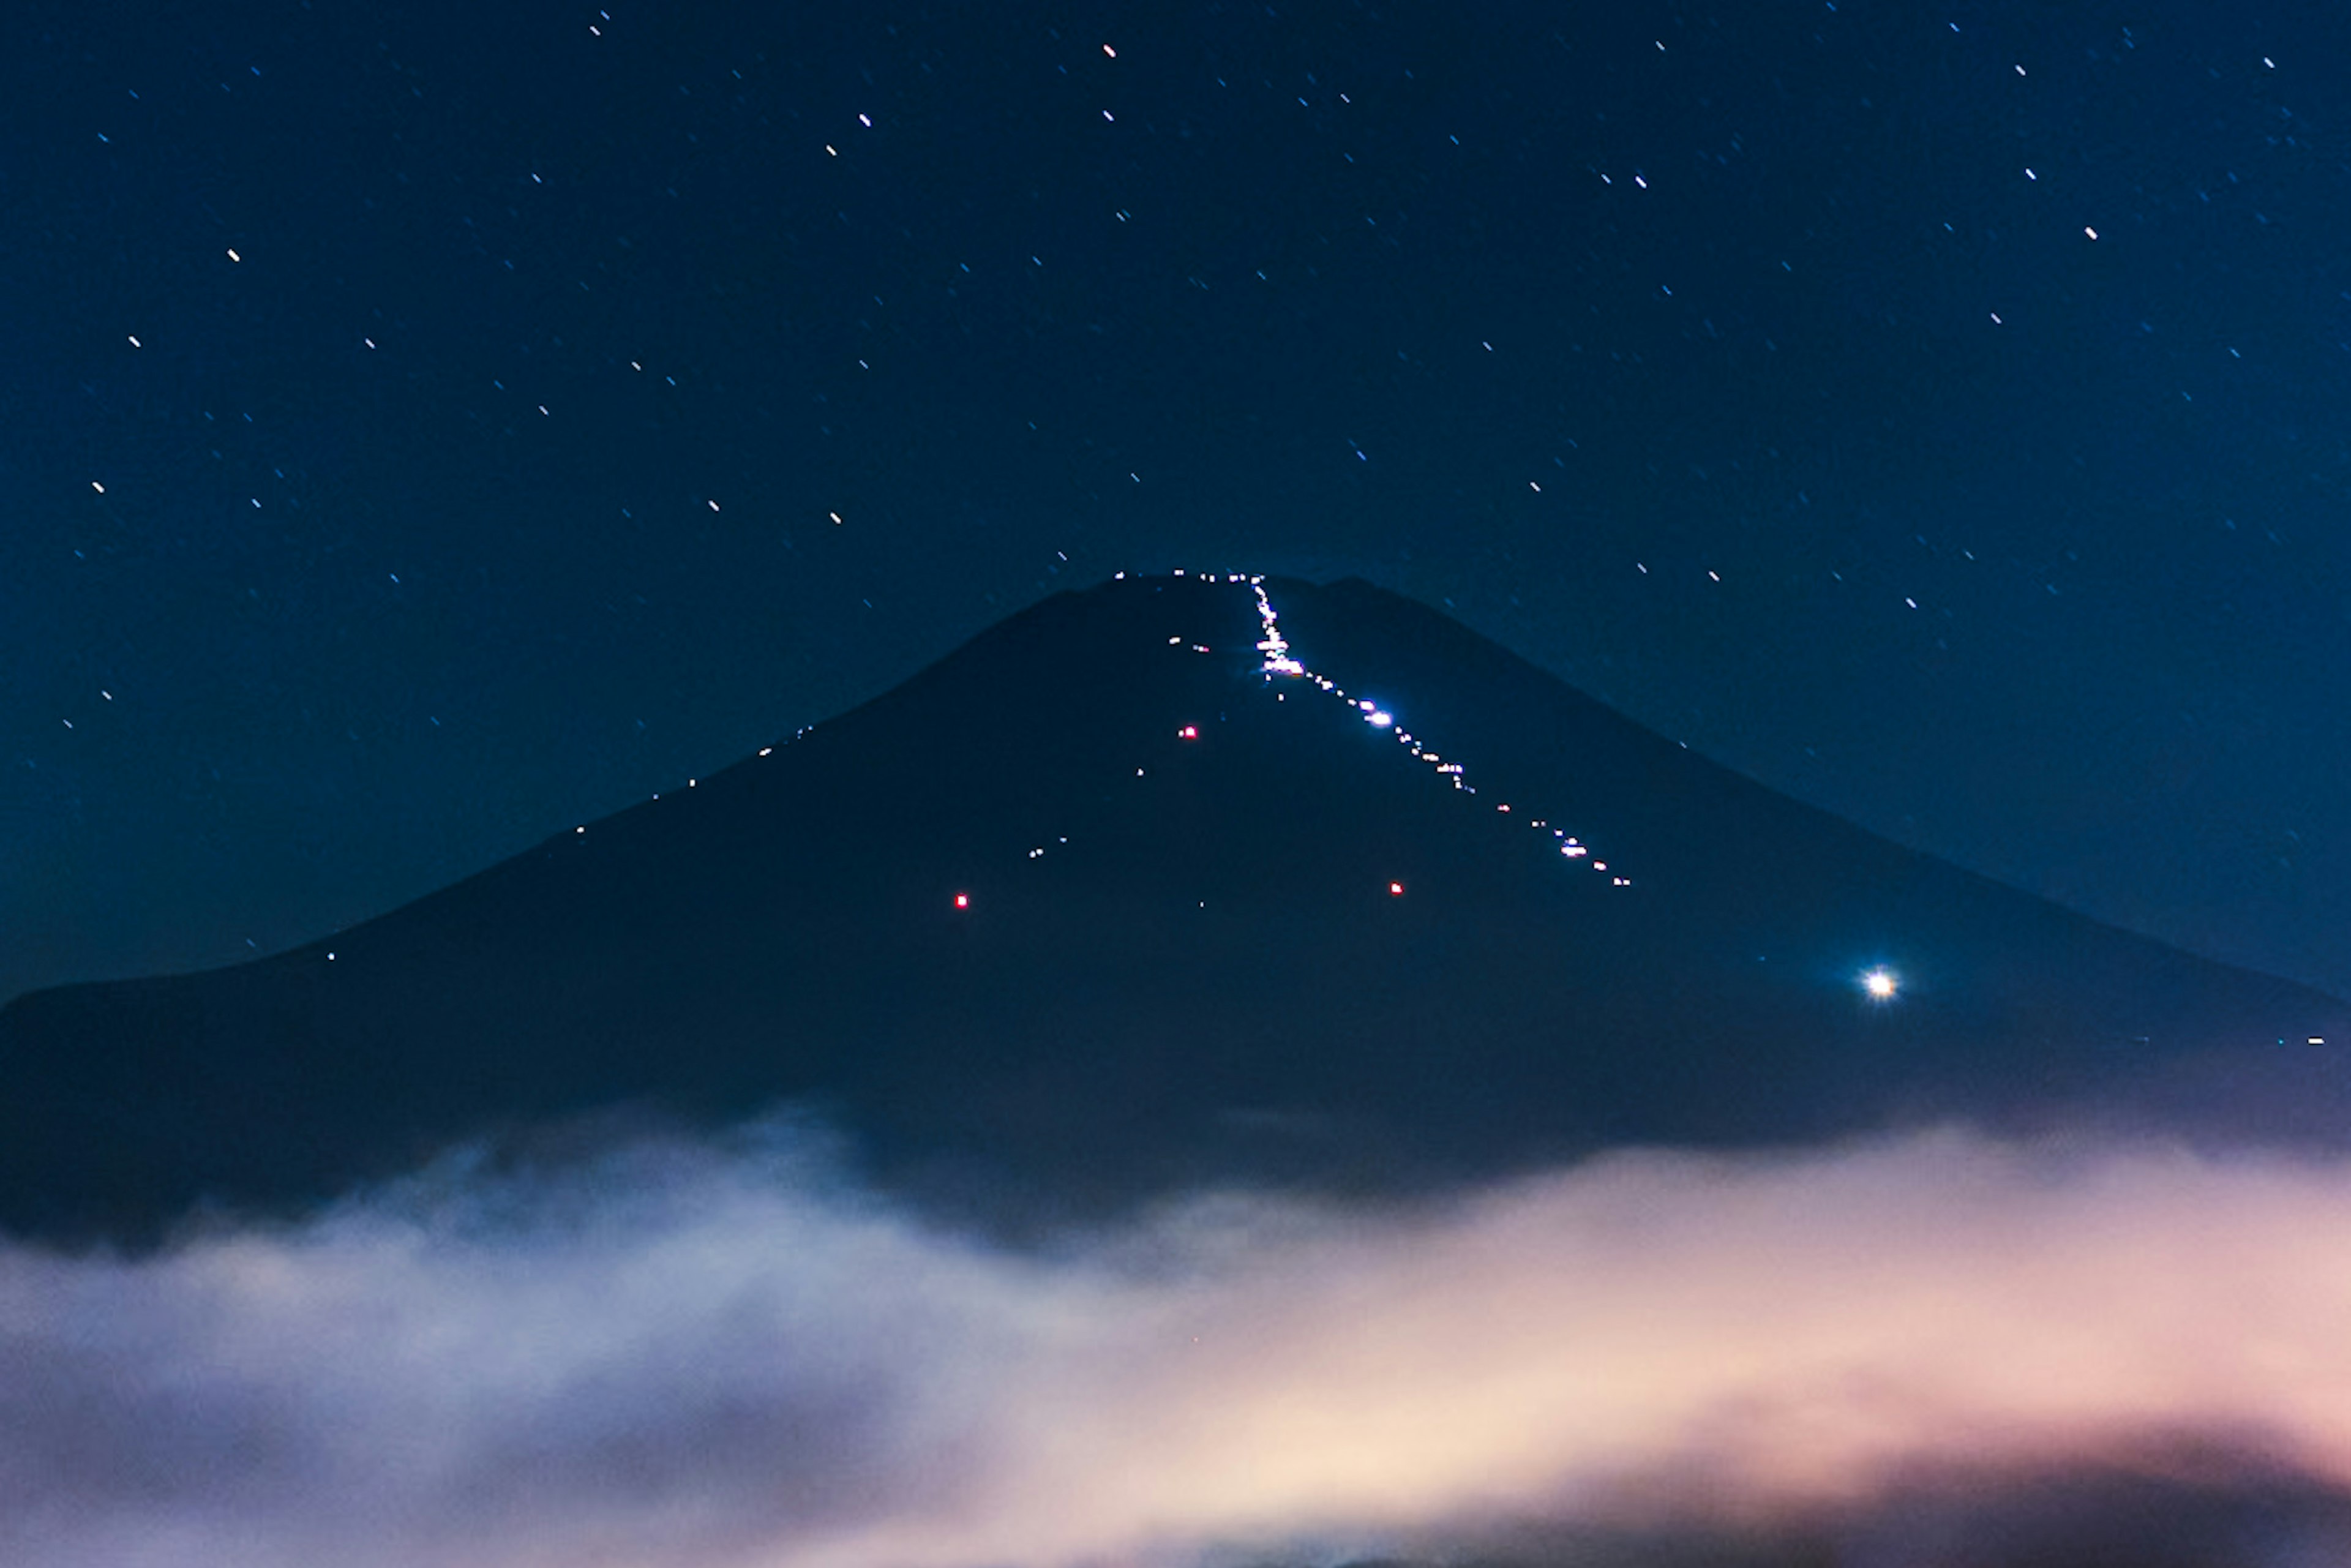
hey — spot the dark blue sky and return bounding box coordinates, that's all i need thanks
[7,0,2347,1002]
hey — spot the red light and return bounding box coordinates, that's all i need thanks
[1388,881,1405,896]
[1178,725,1198,739]
[953,893,970,910]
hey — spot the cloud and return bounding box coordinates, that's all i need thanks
[6,1121,2351,1567]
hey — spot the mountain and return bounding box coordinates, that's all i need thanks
[4,573,2345,1243]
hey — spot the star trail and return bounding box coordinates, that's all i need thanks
[4,2,2345,1002]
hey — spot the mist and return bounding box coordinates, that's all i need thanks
[6,1117,2351,1568]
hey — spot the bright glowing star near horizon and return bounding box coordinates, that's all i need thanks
[1389,881,1405,896]
[1862,968,1899,1000]
[953,893,970,910]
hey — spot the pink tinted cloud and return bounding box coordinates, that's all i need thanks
[2,1125,2350,1567]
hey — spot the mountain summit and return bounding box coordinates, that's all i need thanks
[4,573,2344,1241]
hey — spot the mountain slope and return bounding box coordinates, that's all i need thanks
[4,573,2344,1242]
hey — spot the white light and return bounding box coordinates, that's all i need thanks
[1220,571,1630,892]
[1862,968,1899,1000]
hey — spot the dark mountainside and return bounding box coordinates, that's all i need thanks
[4,574,2345,1243]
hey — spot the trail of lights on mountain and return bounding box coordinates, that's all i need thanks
[566,574,1626,943]
[1228,573,1630,889]
[733,572,1624,898]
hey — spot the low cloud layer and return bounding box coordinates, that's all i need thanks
[6,1122,2351,1567]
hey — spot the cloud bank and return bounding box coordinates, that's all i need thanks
[6,1122,2351,1568]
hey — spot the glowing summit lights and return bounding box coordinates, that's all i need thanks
[1231,573,1630,891]
[1250,579,1305,677]
[993,574,1629,904]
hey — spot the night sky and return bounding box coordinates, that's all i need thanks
[9,0,2348,1006]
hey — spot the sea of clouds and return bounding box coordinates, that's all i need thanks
[6,1119,2351,1567]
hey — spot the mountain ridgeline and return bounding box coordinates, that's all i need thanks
[4,574,2345,1242]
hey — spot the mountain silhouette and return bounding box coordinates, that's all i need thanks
[4,573,2345,1242]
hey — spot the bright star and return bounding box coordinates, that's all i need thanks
[1861,968,1899,1000]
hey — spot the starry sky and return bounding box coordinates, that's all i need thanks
[8,0,2348,1005]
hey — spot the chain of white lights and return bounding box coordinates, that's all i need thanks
[1112,571,1633,891]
